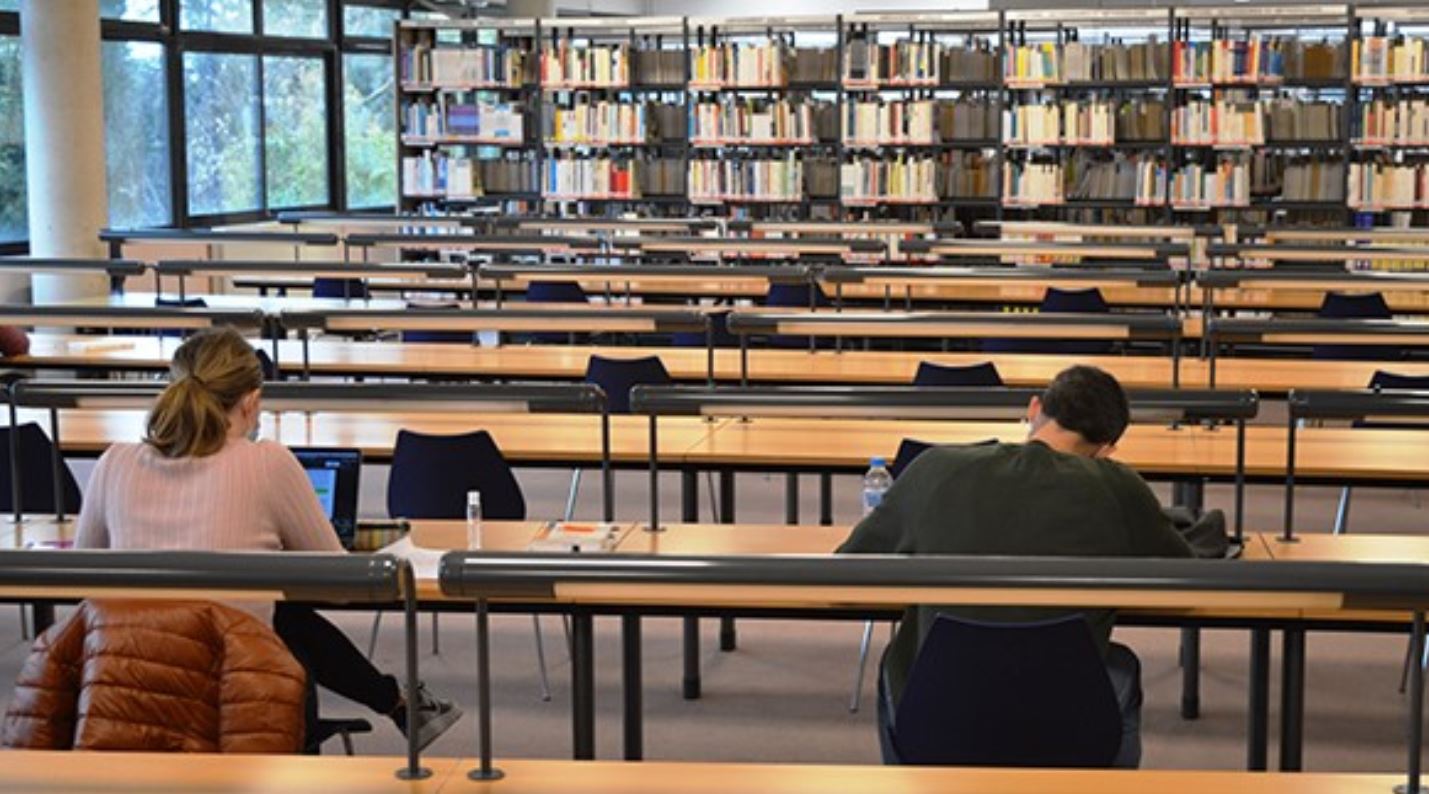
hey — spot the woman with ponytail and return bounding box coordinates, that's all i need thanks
[75,327,461,752]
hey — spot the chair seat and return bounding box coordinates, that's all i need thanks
[305,717,373,755]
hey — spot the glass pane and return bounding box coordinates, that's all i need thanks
[343,4,398,38]
[342,53,395,208]
[181,0,254,34]
[264,0,327,38]
[184,52,261,215]
[0,2,17,12]
[103,41,171,228]
[101,0,161,21]
[263,55,329,208]
[0,36,24,242]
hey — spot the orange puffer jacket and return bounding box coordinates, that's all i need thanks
[1,599,306,753]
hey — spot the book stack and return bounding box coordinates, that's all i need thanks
[542,43,630,88]
[1172,99,1265,146]
[543,153,639,198]
[633,47,686,86]
[1116,99,1167,142]
[940,151,996,198]
[1005,104,1061,146]
[1005,42,1061,86]
[1063,39,1167,83]
[939,98,997,142]
[1353,36,1429,84]
[1135,157,1169,205]
[1003,161,1064,205]
[789,48,839,84]
[480,158,537,194]
[403,152,480,199]
[941,41,998,83]
[1252,153,1344,201]
[404,102,444,139]
[1173,39,1279,85]
[1065,152,1162,202]
[1062,100,1114,145]
[843,38,940,86]
[690,41,787,87]
[840,155,938,203]
[843,99,937,146]
[688,153,803,202]
[638,158,686,195]
[545,100,647,145]
[691,98,816,145]
[1282,39,1345,81]
[805,157,840,199]
[403,45,527,87]
[1170,156,1249,207]
[1264,98,1340,142]
[1348,161,1429,209]
[1356,98,1429,145]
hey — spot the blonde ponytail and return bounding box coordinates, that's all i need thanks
[144,327,263,458]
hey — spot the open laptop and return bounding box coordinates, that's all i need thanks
[292,447,362,550]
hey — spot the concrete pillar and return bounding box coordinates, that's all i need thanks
[506,0,557,19]
[21,0,108,304]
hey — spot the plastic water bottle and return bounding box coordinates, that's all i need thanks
[466,490,482,549]
[862,457,893,516]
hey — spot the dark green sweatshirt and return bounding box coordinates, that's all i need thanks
[837,440,1193,704]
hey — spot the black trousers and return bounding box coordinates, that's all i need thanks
[272,603,402,747]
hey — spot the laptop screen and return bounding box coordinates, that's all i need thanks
[291,447,362,550]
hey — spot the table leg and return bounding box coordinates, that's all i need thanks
[719,471,737,653]
[31,603,54,635]
[621,614,642,761]
[785,473,798,525]
[1280,627,1306,771]
[1181,627,1201,720]
[819,472,833,526]
[571,610,595,760]
[680,470,702,700]
[1248,628,1270,771]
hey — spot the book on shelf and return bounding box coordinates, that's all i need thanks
[690,40,787,87]
[1282,40,1345,81]
[402,44,528,87]
[842,99,937,145]
[1348,161,1429,209]
[941,41,998,83]
[1004,104,1060,146]
[843,37,940,86]
[688,153,803,202]
[1357,98,1429,145]
[789,47,839,85]
[1065,152,1164,204]
[1061,100,1114,145]
[1171,99,1265,146]
[1062,39,1168,83]
[939,151,997,199]
[1173,39,1272,85]
[402,151,481,199]
[404,98,524,142]
[840,155,938,203]
[545,99,648,144]
[939,98,997,142]
[1005,42,1060,85]
[1353,36,1429,84]
[1002,161,1064,205]
[1116,99,1167,142]
[692,97,817,144]
[805,156,840,199]
[637,157,687,196]
[1264,98,1340,142]
[1251,152,1344,202]
[542,42,630,88]
[633,47,686,85]
[1170,156,1249,207]
[543,153,639,198]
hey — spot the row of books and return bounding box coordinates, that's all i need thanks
[401,44,531,87]
[691,42,786,88]
[1065,153,1164,203]
[844,100,937,145]
[402,152,538,198]
[1169,157,1249,207]
[403,100,525,141]
[1171,99,1265,146]
[545,101,647,144]
[1251,153,1345,202]
[1348,161,1429,208]
[839,156,939,203]
[1172,38,1343,85]
[689,154,804,201]
[1003,162,1064,205]
[1004,102,1114,145]
[1353,37,1429,84]
[543,154,639,198]
[1061,40,1168,84]
[844,39,939,86]
[1356,99,1429,145]
[1265,99,1340,142]
[692,99,817,144]
[542,43,630,88]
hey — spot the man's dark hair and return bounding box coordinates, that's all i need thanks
[1039,365,1131,446]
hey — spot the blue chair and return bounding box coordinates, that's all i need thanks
[0,422,81,515]
[673,309,739,348]
[523,281,589,344]
[312,278,370,300]
[153,296,206,338]
[1314,292,1396,361]
[255,349,278,381]
[983,288,1113,355]
[585,355,671,415]
[888,438,934,480]
[400,301,472,345]
[763,283,831,349]
[885,615,1123,767]
[912,361,1003,388]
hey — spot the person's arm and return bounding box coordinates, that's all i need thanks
[263,444,345,553]
[1110,464,1194,558]
[73,451,112,549]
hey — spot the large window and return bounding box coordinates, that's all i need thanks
[264,55,328,208]
[103,40,171,228]
[342,53,394,209]
[343,4,399,38]
[184,52,262,216]
[103,0,161,22]
[264,0,327,39]
[0,36,24,243]
[181,0,254,34]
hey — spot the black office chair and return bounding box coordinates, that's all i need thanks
[0,422,82,515]
[912,361,1004,388]
[523,281,589,344]
[304,717,373,756]
[884,614,1123,767]
[763,283,831,349]
[312,278,371,301]
[983,288,1113,355]
[380,429,554,698]
[672,309,739,348]
[255,348,278,381]
[1314,292,1396,360]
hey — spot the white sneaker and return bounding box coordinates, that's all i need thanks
[396,683,463,751]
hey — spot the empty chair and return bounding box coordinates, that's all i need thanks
[400,301,472,345]
[983,288,1114,355]
[884,615,1124,768]
[312,278,370,301]
[522,281,589,344]
[153,296,207,338]
[912,361,1003,388]
[0,423,81,515]
[763,283,831,349]
[255,348,278,381]
[1334,370,1429,534]
[673,309,739,348]
[585,355,672,415]
[1314,292,1396,361]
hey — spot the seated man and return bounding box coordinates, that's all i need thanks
[838,365,1193,768]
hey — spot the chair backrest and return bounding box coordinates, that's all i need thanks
[387,429,525,520]
[312,278,370,300]
[672,309,738,348]
[889,438,933,479]
[982,288,1112,354]
[1370,370,1429,391]
[0,423,81,514]
[764,282,830,309]
[1040,287,1109,314]
[400,301,473,345]
[1315,291,1396,360]
[154,296,208,309]
[584,355,671,415]
[255,348,278,381]
[525,280,588,305]
[912,361,1003,387]
[890,614,1123,768]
